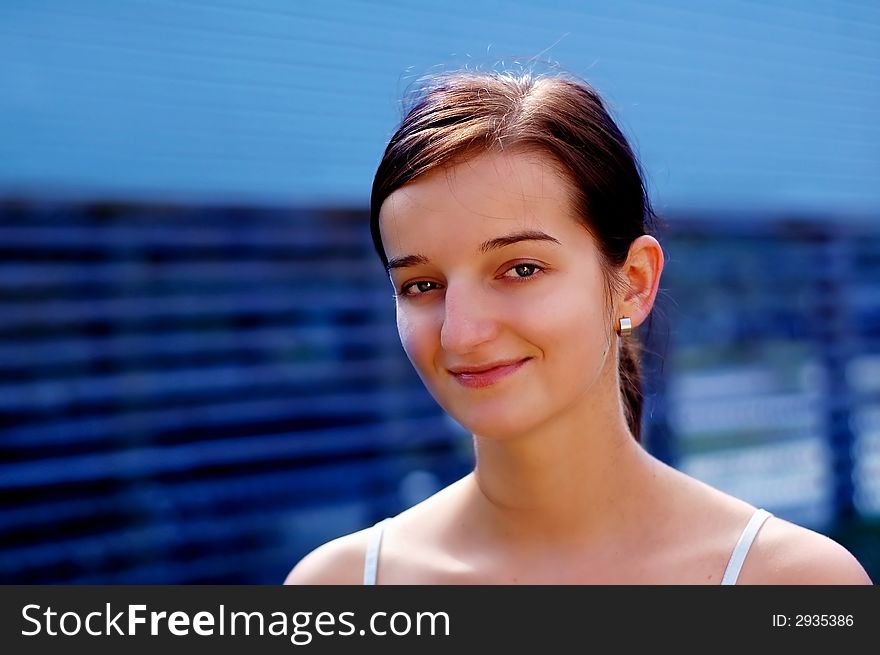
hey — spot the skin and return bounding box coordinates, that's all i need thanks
[286,149,873,585]
[381,149,661,547]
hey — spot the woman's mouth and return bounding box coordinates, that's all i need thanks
[448,358,531,389]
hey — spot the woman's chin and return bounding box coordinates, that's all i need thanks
[427,384,550,440]
[444,407,541,441]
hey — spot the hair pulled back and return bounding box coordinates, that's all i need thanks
[370,71,657,441]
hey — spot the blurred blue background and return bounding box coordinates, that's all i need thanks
[1,0,878,583]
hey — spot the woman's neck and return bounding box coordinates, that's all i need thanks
[465,364,660,550]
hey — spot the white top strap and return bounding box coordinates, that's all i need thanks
[363,518,390,585]
[720,508,773,585]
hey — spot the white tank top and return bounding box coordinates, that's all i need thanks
[363,508,773,585]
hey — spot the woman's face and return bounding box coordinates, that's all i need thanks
[378,149,617,439]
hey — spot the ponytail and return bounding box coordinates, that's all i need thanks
[618,336,643,442]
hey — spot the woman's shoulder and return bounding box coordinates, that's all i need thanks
[736,513,872,585]
[284,477,468,585]
[284,524,375,585]
[661,463,872,584]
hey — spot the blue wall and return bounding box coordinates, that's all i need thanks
[1,2,879,584]
[1,0,878,214]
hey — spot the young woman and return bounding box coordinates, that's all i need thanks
[286,71,872,585]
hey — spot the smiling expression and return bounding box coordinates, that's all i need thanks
[378,149,618,440]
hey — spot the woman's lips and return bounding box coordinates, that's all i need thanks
[449,358,530,389]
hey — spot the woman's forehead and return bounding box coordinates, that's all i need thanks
[379,150,580,247]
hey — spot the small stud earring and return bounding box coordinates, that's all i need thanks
[617,317,632,337]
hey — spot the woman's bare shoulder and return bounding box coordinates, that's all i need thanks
[738,514,872,585]
[659,464,872,584]
[284,527,373,585]
[285,477,469,585]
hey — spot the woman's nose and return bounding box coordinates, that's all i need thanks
[439,283,500,354]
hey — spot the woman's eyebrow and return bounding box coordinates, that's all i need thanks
[385,254,430,273]
[385,230,560,273]
[479,230,561,253]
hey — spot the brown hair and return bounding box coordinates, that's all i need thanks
[369,71,658,441]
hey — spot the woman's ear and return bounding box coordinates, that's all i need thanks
[620,235,664,328]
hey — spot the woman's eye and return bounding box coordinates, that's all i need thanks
[400,280,441,296]
[503,263,543,279]
[399,264,544,297]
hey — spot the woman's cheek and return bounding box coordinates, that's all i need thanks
[550,296,607,355]
[396,309,432,369]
